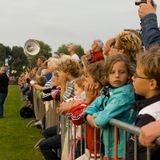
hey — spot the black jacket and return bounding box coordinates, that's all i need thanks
[127,95,160,160]
[0,73,9,93]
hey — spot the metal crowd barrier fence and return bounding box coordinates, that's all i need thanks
[32,89,45,122]
[31,89,160,160]
[32,88,59,129]
[109,118,160,160]
[62,118,160,160]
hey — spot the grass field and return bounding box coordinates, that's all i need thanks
[0,85,44,160]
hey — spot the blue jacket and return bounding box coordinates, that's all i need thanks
[84,84,135,158]
[141,13,160,49]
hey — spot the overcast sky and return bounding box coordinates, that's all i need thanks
[0,0,160,52]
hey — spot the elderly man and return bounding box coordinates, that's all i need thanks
[84,39,104,64]
[0,66,9,118]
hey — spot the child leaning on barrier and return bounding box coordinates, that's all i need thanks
[67,61,106,160]
[84,54,136,160]
[42,72,61,102]
[127,46,160,160]
[39,59,81,160]
[61,78,86,160]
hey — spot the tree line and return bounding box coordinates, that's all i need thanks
[0,41,84,76]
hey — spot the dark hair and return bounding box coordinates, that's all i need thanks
[85,60,107,86]
[38,56,46,63]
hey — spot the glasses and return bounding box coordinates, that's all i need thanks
[133,73,151,79]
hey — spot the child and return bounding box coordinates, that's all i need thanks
[84,54,135,159]
[62,78,86,160]
[68,61,106,160]
[42,72,61,101]
[127,47,160,160]
[39,58,81,160]
[58,77,86,114]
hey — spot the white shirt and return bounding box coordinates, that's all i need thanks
[71,54,80,61]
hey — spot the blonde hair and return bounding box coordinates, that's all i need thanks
[74,78,85,90]
[58,59,80,78]
[47,57,59,68]
[116,31,142,63]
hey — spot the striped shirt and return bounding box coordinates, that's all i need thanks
[63,80,75,102]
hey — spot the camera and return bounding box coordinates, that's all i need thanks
[135,0,153,6]
[135,0,147,5]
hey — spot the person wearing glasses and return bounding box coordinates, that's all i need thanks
[138,1,160,49]
[127,46,160,160]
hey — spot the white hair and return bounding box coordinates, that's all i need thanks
[47,57,60,68]
[60,54,72,62]
[94,39,104,50]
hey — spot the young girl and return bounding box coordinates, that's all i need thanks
[68,61,106,160]
[85,54,135,159]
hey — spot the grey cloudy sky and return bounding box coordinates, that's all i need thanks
[0,0,160,52]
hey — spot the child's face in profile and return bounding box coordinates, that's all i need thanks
[74,84,83,97]
[51,76,60,87]
[108,61,129,88]
[132,65,151,98]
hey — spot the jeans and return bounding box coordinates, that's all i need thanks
[39,126,61,160]
[0,93,7,117]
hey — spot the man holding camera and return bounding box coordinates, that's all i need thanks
[138,0,160,49]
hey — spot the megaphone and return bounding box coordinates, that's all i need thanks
[24,39,40,56]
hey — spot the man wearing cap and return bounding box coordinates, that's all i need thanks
[0,66,9,118]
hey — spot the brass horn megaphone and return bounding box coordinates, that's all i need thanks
[24,39,40,56]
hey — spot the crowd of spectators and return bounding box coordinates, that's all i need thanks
[17,1,160,160]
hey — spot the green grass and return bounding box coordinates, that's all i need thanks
[0,85,44,160]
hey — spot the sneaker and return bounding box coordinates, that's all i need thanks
[34,138,45,149]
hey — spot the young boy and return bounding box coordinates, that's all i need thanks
[127,46,160,160]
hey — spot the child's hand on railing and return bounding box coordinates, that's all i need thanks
[86,114,99,128]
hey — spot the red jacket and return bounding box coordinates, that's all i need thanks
[88,50,104,63]
[86,124,100,157]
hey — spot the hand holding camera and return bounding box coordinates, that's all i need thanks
[136,0,156,19]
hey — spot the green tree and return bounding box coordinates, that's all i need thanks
[76,44,85,58]
[5,46,12,74]
[10,46,28,76]
[57,44,68,55]
[29,40,52,67]
[0,43,7,66]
